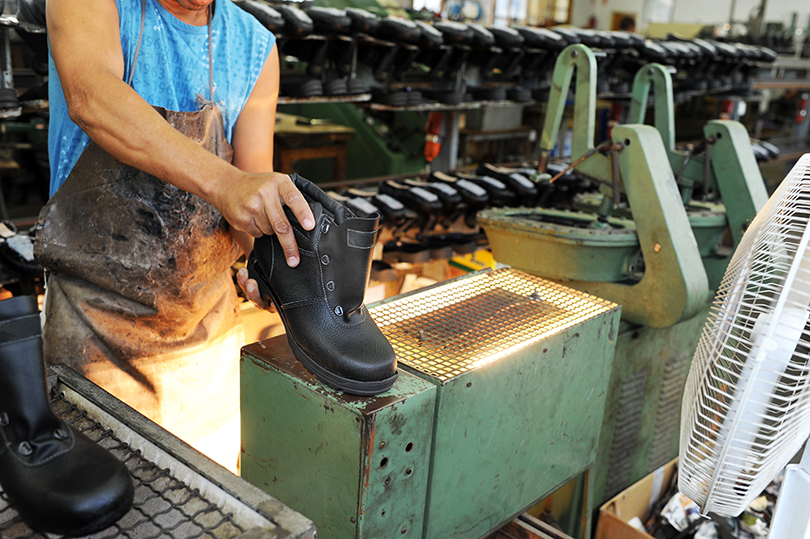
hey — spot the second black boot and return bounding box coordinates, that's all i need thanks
[0,296,134,536]
[249,174,398,396]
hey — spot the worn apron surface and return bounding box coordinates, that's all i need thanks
[34,104,243,470]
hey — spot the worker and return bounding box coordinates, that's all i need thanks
[36,0,313,470]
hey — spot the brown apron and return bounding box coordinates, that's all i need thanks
[35,104,243,470]
[34,4,244,468]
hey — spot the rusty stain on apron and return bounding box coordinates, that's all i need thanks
[34,3,244,470]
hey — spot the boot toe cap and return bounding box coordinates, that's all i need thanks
[2,428,134,536]
[285,304,398,384]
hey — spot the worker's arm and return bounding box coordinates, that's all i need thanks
[47,0,314,267]
[230,46,282,309]
[228,44,280,257]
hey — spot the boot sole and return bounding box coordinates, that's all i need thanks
[248,255,398,396]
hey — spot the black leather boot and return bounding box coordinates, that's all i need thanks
[0,296,134,536]
[248,174,398,396]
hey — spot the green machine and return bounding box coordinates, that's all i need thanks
[241,268,621,539]
[480,44,711,329]
[626,62,769,289]
[476,44,733,520]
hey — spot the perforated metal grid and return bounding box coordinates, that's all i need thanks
[370,269,617,382]
[0,393,246,539]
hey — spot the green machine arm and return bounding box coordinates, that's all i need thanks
[628,63,708,202]
[628,63,768,285]
[539,44,611,183]
[569,125,710,328]
[703,120,769,245]
[628,64,675,151]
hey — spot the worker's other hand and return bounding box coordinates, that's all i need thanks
[217,172,315,267]
[236,267,276,312]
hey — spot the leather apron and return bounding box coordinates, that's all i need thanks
[34,4,243,471]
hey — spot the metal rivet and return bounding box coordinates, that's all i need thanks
[326,281,335,291]
[570,50,579,58]
[653,243,662,253]
[321,221,330,234]
[54,428,68,440]
[18,441,33,456]
[321,254,330,266]
[0,412,8,427]
[334,306,343,316]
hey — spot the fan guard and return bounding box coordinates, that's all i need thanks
[679,155,810,517]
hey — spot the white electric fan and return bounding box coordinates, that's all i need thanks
[679,154,810,537]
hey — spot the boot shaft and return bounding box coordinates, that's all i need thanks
[255,175,380,315]
[0,296,60,448]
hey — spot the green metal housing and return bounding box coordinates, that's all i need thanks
[593,305,712,508]
[479,45,729,528]
[241,344,437,539]
[478,209,640,282]
[241,269,621,539]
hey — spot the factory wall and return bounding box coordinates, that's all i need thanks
[570,0,810,34]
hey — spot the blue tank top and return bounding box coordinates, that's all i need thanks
[47,0,275,196]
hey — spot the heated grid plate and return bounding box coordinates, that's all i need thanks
[0,366,315,539]
[370,268,617,381]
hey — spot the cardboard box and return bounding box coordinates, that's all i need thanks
[594,458,679,539]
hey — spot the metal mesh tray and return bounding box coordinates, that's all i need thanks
[370,268,618,381]
[0,366,315,539]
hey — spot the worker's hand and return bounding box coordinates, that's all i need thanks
[236,267,276,312]
[215,172,315,267]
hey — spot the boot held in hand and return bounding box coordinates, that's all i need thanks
[248,174,398,395]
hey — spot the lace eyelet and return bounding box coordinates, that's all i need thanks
[326,281,335,291]
[18,441,33,456]
[54,428,68,440]
[0,412,9,427]
[334,306,344,316]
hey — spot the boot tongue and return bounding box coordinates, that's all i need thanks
[306,193,352,226]
[331,204,354,225]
